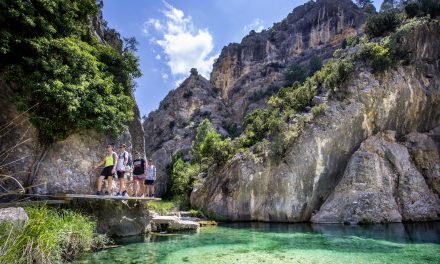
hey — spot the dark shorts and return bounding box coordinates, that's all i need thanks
[100,166,114,179]
[117,171,125,179]
[145,179,155,185]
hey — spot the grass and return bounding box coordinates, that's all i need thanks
[0,206,109,264]
[147,201,178,215]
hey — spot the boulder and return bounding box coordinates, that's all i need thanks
[69,199,149,237]
[0,207,28,224]
[311,131,440,223]
[150,215,199,232]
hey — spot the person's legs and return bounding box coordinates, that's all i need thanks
[106,176,113,194]
[97,176,104,193]
[133,179,139,196]
[121,178,126,193]
[150,184,154,197]
[140,180,145,197]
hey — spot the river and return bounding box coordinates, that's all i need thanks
[76,222,440,264]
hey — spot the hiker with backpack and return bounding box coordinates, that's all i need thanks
[94,144,118,195]
[132,151,147,197]
[115,144,129,197]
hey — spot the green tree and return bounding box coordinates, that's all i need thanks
[356,0,374,8]
[191,119,215,164]
[0,0,141,142]
[364,11,400,38]
[308,55,323,75]
[284,64,307,86]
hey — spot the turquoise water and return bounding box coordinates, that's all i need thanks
[76,222,440,264]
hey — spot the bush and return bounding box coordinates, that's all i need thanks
[308,55,323,75]
[170,157,200,199]
[405,0,440,18]
[0,206,105,263]
[311,103,328,116]
[316,59,354,99]
[358,43,394,72]
[284,64,307,86]
[241,109,284,147]
[364,12,400,38]
[183,89,193,98]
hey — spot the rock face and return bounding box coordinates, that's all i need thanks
[190,20,440,222]
[144,0,369,196]
[311,130,440,224]
[143,70,230,194]
[70,199,149,237]
[211,0,368,122]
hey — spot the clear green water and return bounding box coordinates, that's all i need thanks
[76,222,440,264]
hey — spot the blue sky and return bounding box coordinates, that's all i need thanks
[102,0,383,117]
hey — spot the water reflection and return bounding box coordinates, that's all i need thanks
[77,222,440,264]
[222,222,440,244]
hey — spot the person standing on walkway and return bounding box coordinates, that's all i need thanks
[94,144,117,195]
[132,151,147,197]
[116,144,129,197]
[145,159,156,198]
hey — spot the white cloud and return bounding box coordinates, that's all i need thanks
[162,73,169,82]
[244,18,265,33]
[142,2,217,79]
[155,54,161,60]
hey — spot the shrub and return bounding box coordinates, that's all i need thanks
[405,0,440,18]
[317,59,354,99]
[284,64,307,86]
[311,103,328,116]
[191,119,235,167]
[0,206,105,263]
[308,55,323,75]
[364,12,400,38]
[170,158,200,200]
[183,89,193,99]
[248,85,280,103]
[242,109,283,147]
[147,201,177,214]
[358,43,394,72]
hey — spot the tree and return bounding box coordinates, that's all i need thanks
[364,11,400,38]
[285,64,307,86]
[381,0,396,11]
[356,0,374,8]
[308,55,323,75]
[0,0,141,142]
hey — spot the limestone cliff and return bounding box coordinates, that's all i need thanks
[143,69,230,194]
[311,130,440,224]
[143,0,369,196]
[190,20,440,222]
[211,0,368,122]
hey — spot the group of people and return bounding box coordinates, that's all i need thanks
[93,144,156,197]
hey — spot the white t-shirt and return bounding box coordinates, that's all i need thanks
[146,165,156,180]
[116,151,127,171]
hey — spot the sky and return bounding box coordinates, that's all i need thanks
[101,0,383,117]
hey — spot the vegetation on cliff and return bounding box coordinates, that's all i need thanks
[168,0,439,205]
[0,206,110,264]
[0,0,141,142]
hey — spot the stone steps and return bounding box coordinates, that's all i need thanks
[150,215,200,232]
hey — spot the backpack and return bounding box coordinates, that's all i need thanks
[127,153,133,167]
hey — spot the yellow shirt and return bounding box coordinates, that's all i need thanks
[104,153,114,167]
